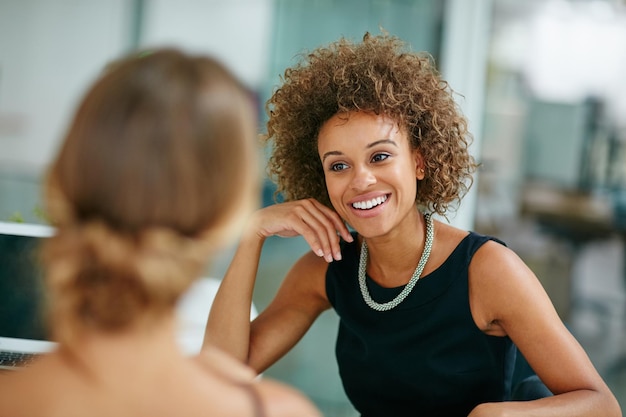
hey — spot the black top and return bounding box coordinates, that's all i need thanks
[326,231,516,417]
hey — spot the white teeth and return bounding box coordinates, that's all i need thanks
[352,195,388,210]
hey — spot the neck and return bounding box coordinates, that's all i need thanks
[363,209,431,287]
[59,312,184,380]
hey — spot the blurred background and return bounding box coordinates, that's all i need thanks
[1,0,624,414]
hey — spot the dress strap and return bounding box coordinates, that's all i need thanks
[240,382,265,417]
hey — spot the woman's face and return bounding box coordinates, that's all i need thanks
[317,111,424,238]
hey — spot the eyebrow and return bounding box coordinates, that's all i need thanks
[321,139,398,162]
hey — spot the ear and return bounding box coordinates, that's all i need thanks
[414,149,425,180]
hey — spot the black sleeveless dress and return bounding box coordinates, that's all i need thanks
[326,232,516,417]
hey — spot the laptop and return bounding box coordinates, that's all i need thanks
[0,221,56,370]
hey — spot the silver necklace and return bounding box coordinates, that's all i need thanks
[358,213,434,311]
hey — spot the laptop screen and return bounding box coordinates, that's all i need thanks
[0,222,53,342]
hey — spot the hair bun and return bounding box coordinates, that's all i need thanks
[44,221,210,342]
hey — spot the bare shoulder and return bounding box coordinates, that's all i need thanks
[278,249,331,305]
[470,238,530,279]
[291,249,331,277]
[0,379,30,416]
[468,238,549,335]
[190,360,321,417]
[0,370,24,408]
[0,356,75,416]
[193,345,257,382]
[254,377,322,417]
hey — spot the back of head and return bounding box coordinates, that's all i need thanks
[43,49,258,343]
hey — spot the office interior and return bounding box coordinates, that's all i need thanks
[0,0,624,415]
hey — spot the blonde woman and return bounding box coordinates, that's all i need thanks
[0,49,321,417]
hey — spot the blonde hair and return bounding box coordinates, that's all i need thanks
[43,49,258,343]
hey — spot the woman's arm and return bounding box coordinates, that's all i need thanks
[203,199,352,372]
[467,241,622,417]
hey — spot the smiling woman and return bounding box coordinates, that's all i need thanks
[318,112,424,238]
[203,32,622,417]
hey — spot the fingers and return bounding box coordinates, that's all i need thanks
[253,199,353,263]
[308,199,354,243]
[294,200,343,262]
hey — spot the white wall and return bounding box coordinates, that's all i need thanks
[141,0,273,89]
[522,1,626,128]
[0,0,273,177]
[439,0,493,230]
[0,0,133,174]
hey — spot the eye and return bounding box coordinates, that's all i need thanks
[330,162,349,172]
[371,153,390,163]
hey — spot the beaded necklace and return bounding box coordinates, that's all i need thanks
[358,213,434,311]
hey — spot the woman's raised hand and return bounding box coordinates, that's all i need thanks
[249,199,353,262]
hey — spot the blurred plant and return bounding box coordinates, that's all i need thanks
[7,212,24,223]
[6,206,48,223]
[33,205,48,223]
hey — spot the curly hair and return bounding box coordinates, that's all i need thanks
[265,32,478,216]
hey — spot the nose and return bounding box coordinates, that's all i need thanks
[350,164,376,191]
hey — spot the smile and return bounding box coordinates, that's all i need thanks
[351,194,388,210]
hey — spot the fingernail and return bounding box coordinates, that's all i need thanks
[316,249,324,257]
[334,252,342,261]
[325,253,333,263]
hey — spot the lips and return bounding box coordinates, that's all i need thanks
[351,194,389,210]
